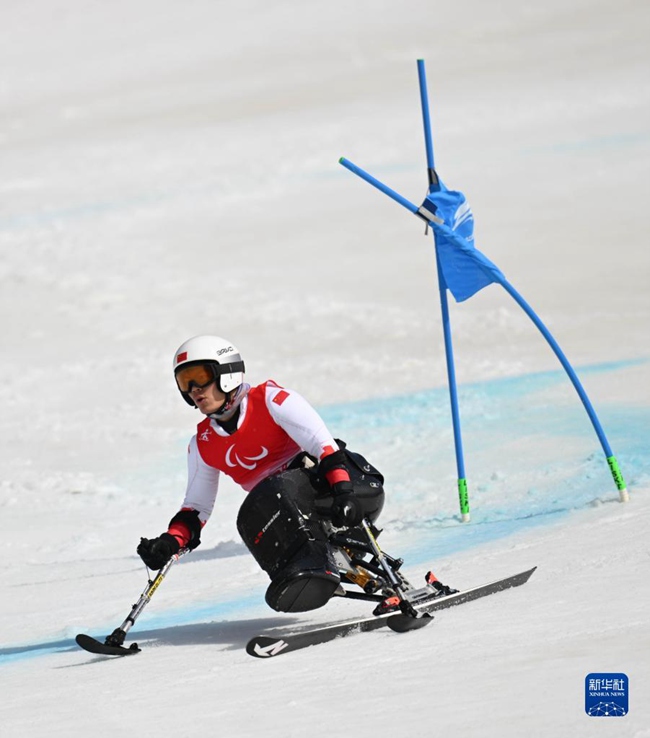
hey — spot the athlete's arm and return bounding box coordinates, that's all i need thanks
[165,434,221,548]
[180,434,221,521]
[265,385,338,458]
[264,384,352,488]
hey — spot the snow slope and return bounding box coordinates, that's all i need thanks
[1,1,649,736]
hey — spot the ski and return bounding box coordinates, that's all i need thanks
[75,634,141,657]
[246,566,536,658]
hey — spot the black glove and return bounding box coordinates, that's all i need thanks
[137,533,180,570]
[330,481,364,528]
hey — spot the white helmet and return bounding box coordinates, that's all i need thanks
[173,335,246,406]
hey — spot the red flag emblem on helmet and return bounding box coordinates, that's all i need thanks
[177,352,188,363]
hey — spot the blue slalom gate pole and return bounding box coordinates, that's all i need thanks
[417,59,439,192]
[500,281,628,501]
[417,58,470,520]
[338,158,419,214]
[434,248,470,520]
[339,156,471,520]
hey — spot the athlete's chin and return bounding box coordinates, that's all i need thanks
[196,400,218,415]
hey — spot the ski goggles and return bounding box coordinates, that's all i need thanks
[175,363,218,393]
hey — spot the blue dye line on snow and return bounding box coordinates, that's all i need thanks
[0,591,262,667]
[3,358,648,666]
[319,358,648,456]
[319,358,648,429]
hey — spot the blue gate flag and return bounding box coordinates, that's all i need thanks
[424,182,506,302]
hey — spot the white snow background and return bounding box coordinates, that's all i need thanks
[1,1,649,736]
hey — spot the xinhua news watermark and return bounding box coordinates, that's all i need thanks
[585,673,628,717]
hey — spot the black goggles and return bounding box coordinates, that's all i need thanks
[175,363,219,393]
[175,360,245,393]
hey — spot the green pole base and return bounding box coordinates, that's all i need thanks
[458,478,470,522]
[607,456,629,502]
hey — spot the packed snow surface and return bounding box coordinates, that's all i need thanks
[1,1,649,736]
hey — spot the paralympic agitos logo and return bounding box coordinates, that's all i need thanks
[225,445,269,470]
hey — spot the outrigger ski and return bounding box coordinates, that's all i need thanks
[246,567,537,658]
[75,633,141,656]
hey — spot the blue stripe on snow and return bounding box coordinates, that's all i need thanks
[0,592,264,667]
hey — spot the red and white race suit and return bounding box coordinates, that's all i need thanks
[177,381,342,528]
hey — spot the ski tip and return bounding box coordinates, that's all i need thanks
[508,566,537,587]
[75,634,95,649]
